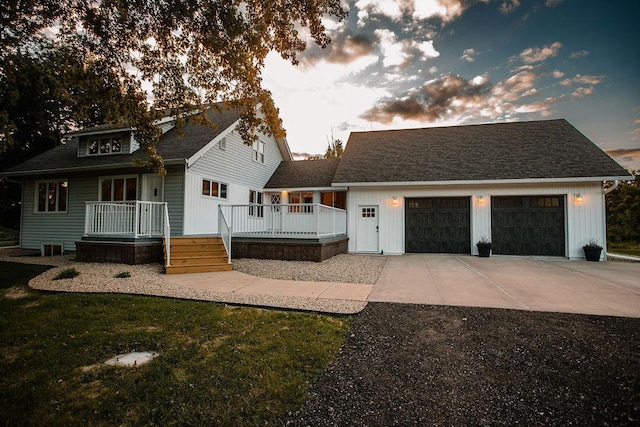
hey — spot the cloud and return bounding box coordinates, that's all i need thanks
[412,0,467,22]
[559,74,603,87]
[545,0,563,6]
[375,28,440,69]
[500,0,521,14]
[361,73,493,124]
[518,41,562,63]
[570,49,590,59]
[300,27,379,67]
[461,48,476,62]
[571,86,594,98]
[605,148,640,161]
[551,70,564,78]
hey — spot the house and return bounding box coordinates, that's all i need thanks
[3,114,632,268]
[2,103,342,272]
[264,119,633,260]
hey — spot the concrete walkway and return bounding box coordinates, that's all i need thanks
[166,270,373,301]
[370,254,640,318]
[164,254,640,318]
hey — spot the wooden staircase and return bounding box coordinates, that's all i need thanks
[164,236,232,274]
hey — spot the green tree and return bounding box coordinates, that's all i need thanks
[1,0,346,174]
[606,170,640,242]
[325,139,344,158]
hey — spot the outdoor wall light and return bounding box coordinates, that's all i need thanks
[574,193,583,204]
[477,195,485,205]
[392,197,398,206]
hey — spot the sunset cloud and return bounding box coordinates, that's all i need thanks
[500,0,521,14]
[461,48,476,62]
[518,41,562,64]
[559,74,603,86]
[570,50,590,59]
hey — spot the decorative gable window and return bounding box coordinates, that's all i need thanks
[100,176,137,201]
[252,139,265,163]
[202,179,228,199]
[249,190,263,217]
[36,180,68,213]
[88,136,122,155]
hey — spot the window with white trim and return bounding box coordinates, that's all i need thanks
[36,180,68,213]
[202,179,228,199]
[100,176,137,201]
[249,190,263,217]
[289,191,314,213]
[252,139,265,163]
[88,136,122,155]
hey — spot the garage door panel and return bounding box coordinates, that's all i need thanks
[405,197,471,254]
[491,196,565,256]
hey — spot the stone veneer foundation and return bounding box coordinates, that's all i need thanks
[231,237,348,262]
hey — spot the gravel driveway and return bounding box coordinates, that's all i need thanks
[286,303,639,426]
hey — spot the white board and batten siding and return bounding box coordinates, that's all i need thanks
[346,181,607,259]
[183,129,283,235]
[20,176,98,252]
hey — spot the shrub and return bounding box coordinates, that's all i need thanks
[53,268,79,280]
[114,271,131,278]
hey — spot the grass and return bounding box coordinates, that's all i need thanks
[0,262,350,426]
[0,226,19,247]
[608,241,640,257]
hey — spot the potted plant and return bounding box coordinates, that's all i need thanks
[476,236,492,258]
[583,238,603,262]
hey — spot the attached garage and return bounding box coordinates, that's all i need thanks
[491,195,565,256]
[405,197,470,254]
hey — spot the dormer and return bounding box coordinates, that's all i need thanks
[71,125,135,158]
[70,116,176,158]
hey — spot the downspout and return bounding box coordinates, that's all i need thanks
[604,180,619,195]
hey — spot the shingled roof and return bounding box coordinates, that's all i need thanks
[3,104,243,175]
[333,119,631,184]
[265,158,340,189]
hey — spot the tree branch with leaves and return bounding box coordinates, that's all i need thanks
[1,0,346,173]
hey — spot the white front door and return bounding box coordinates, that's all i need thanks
[140,174,164,235]
[142,174,164,202]
[269,193,282,231]
[357,205,379,253]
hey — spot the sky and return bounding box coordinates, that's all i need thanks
[261,0,640,171]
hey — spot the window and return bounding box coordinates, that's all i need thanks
[289,191,314,213]
[100,176,137,201]
[36,180,68,212]
[202,179,228,199]
[249,190,263,217]
[88,136,122,155]
[252,139,265,163]
[320,191,347,210]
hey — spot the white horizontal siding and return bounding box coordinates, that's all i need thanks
[183,128,283,235]
[346,182,606,259]
[20,176,97,251]
[164,167,184,236]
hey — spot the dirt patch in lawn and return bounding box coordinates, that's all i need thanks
[287,303,639,426]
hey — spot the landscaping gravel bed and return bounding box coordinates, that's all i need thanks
[287,303,640,426]
[0,250,381,314]
[233,254,386,284]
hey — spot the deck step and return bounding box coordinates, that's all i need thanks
[164,236,231,274]
[165,263,233,274]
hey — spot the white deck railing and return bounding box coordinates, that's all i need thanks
[219,204,346,238]
[84,201,167,238]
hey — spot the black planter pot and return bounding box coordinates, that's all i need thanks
[477,243,492,257]
[583,246,602,262]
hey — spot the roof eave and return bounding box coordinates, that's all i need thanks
[265,186,348,192]
[332,175,635,187]
[2,158,187,177]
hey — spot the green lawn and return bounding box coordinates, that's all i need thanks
[608,241,640,257]
[0,226,19,247]
[0,262,349,426]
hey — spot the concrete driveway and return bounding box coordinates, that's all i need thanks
[370,254,640,318]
